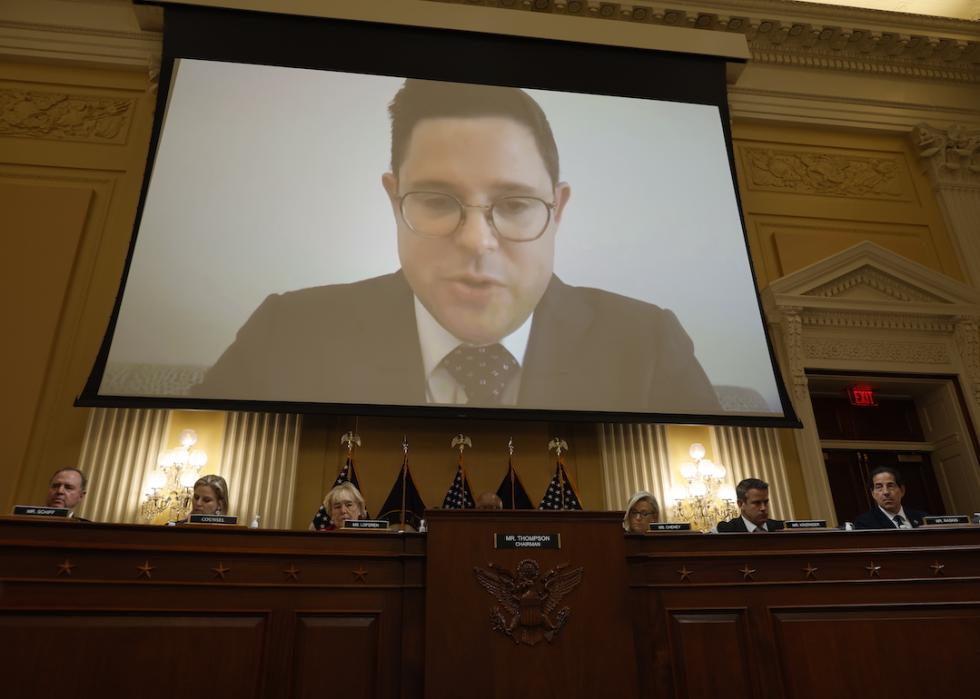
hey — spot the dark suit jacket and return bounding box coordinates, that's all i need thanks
[716,516,785,532]
[853,506,927,530]
[193,271,721,413]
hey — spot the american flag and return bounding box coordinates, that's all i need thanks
[442,455,475,509]
[538,460,583,510]
[311,454,363,530]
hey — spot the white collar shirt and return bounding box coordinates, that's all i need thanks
[414,296,532,405]
[742,515,768,532]
[879,505,912,529]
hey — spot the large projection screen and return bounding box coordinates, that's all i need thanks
[80,5,798,427]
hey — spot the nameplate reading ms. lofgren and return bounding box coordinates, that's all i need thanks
[649,522,692,531]
[14,505,69,517]
[344,519,390,529]
[494,533,560,549]
[785,520,827,529]
[923,515,970,525]
[189,513,239,525]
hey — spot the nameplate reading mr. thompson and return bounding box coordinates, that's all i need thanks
[494,533,560,549]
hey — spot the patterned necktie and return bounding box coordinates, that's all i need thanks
[893,514,906,529]
[440,343,519,404]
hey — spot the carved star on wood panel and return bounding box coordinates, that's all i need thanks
[802,563,818,580]
[136,561,154,579]
[352,566,368,583]
[211,562,230,580]
[739,564,757,581]
[56,559,75,577]
[930,561,945,576]
[283,564,300,581]
[865,561,881,578]
[677,566,693,582]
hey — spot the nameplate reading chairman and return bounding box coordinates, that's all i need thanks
[193,79,720,412]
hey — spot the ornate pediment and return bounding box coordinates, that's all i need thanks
[763,241,980,316]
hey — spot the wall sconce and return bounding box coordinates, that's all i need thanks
[667,442,738,532]
[140,429,207,522]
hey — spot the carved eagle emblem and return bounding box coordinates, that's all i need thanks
[473,558,584,646]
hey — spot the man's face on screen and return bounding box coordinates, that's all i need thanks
[383,116,570,346]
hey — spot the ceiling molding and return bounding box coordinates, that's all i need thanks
[428,1,979,83]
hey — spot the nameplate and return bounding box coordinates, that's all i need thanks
[494,533,560,549]
[14,505,69,518]
[188,514,239,525]
[923,515,969,525]
[344,519,389,530]
[785,520,827,529]
[649,522,692,531]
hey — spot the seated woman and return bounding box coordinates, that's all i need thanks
[191,474,230,516]
[623,491,660,534]
[310,481,367,531]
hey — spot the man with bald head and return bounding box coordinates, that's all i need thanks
[44,468,90,520]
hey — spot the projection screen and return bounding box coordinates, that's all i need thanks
[79,5,798,426]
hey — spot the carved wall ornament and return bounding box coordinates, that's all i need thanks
[474,558,584,646]
[0,88,134,143]
[427,1,980,83]
[742,147,903,199]
[804,337,950,365]
[915,123,980,176]
[804,266,946,303]
[954,317,980,406]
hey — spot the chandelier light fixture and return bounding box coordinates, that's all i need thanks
[667,442,738,532]
[140,429,208,522]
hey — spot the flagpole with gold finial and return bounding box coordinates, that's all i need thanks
[400,435,408,528]
[507,437,516,511]
[548,437,569,510]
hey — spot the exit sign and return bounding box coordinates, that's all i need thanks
[848,384,877,406]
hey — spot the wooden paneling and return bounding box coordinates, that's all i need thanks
[773,605,980,697]
[293,613,381,699]
[668,611,753,699]
[0,611,267,699]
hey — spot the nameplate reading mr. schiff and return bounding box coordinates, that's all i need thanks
[14,505,69,518]
[344,519,390,530]
[494,533,560,549]
[923,515,970,525]
[649,522,692,531]
[785,520,827,529]
[189,513,239,525]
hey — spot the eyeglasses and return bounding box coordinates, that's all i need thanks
[629,510,658,519]
[397,191,556,242]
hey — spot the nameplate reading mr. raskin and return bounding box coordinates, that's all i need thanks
[344,519,389,530]
[14,505,69,518]
[923,515,969,525]
[189,513,239,525]
[649,522,692,532]
[494,533,560,549]
[785,519,827,529]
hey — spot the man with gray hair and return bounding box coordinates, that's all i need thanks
[716,477,783,532]
[45,467,91,521]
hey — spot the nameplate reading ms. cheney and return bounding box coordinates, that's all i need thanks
[649,522,692,531]
[14,506,69,517]
[494,533,560,549]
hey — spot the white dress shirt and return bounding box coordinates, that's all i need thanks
[414,296,532,405]
[742,515,769,532]
[879,505,912,529]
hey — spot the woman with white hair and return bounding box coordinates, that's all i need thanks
[623,491,660,534]
[310,481,367,531]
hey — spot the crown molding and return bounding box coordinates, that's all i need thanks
[427,1,979,84]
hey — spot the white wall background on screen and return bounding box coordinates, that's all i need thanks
[104,60,782,409]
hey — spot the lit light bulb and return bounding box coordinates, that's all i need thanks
[719,485,736,501]
[698,459,715,478]
[680,462,697,479]
[715,464,727,479]
[179,429,198,448]
[690,481,708,497]
[179,470,199,488]
[189,450,208,468]
[689,443,706,461]
[147,470,167,490]
[669,484,688,502]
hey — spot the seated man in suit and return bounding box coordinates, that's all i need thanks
[854,466,927,529]
[193,78,719,414]
[716,478,784,533]
[44,467,90,521]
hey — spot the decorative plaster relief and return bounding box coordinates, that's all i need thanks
[803,310,954,334]
[742,147,903,199]
[0,88,134,143]
[954,317,980,405]
[804,337,950,364]
[914,123,980,189]
[805,266,946,303]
